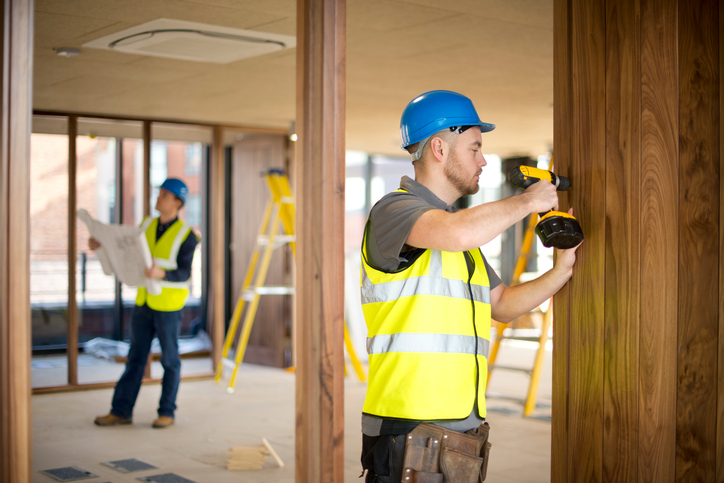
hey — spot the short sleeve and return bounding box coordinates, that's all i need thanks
[364,191,438,272]
[482,254,502,290]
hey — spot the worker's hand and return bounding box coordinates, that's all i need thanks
[553,208,582,272]
[144,260,166,280]
[88,237,101,251]
[523,180,559,213]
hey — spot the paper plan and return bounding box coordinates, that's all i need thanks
[77,209,161,295]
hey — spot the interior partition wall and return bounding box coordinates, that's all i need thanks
[552,0,722,481]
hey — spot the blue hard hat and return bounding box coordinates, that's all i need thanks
[400,90,495,149]
[160,178,188,204]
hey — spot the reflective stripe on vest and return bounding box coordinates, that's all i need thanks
[367,333,490,358]
[361,227,492,421]
[361,250,490,306]
[136,217,192,312]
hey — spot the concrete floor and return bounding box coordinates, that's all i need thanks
[32,339,552,483]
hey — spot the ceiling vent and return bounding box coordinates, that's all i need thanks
[83,18,296,64]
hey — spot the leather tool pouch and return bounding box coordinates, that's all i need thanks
[400,423,491,483]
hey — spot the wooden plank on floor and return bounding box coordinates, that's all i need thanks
[603,0,641,481]
[676,0,720,480]
[639,0,679,480]
[568,0,606,480]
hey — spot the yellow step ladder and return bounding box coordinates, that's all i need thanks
[214,169,365,393]
[486,180,554,417]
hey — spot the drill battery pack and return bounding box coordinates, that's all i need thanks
[535,211,585,249]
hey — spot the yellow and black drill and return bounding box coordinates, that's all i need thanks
[508,166,584,249]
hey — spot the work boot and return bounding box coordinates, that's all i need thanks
[152,416,174,428]
[94,413,132,426]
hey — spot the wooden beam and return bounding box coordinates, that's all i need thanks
[143,120,151,379]
[676,0,720,479]
[67,115,78,386]
[294,0,345,481]
[719,4,724,480]
[566,0,606,480]
[603,0,641,480]
[551,1,571,481]
[0,0,33,480]
[639,0,679,480]
[209,126,225,365]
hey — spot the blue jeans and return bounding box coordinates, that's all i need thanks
[110,304,182,419]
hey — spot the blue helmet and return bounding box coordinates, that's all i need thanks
[160,178,188,204]
[400,90,495,149]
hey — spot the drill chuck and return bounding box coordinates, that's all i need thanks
[509,166,572,191]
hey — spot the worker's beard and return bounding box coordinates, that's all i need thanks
[444,151,480,197]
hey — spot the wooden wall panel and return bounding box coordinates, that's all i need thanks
[208,126,224,367]
[603,0,641,481]
[719,3,724,480]
[551,0,571,480]
[676,1,720,480]
[231,134,289,368]
[568,0,606,481]
[639,0,679,480]
[0,0,33,480]
[67,116,78,385]
[295,0,346,481]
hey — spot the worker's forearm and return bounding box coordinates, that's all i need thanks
[491,265,572,323]
[410,194,534,252]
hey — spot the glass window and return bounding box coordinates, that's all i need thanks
[30,118,69,388]
[151,123,210,350]
[76,118,144,385]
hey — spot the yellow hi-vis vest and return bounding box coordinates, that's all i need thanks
[136,217,193,312]
[361,237,492,421]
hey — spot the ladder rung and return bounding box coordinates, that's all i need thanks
[221,358,236,370]
[242,286,295,300]
[489,365,533,374]
[498,336,543,343]
[257,234,296,247]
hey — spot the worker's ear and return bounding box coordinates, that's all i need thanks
[428,136,448,163]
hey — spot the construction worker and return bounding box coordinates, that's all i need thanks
[92,178,198,429]
[360,90,581,482]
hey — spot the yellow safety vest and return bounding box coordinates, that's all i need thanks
[136,217,193,312]
[361,228,492,421]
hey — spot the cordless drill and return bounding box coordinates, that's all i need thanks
[508,166,585,249]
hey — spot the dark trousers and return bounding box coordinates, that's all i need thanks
[110,304,182,419]
[361,434,407,483]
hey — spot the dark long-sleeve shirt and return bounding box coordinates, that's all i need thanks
[155,217,198,282]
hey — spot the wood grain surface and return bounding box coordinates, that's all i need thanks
[295,0,346,481]
[719,4,724,481]
[603,0,641,481]
[568,0,607,481]
[67,116,78,386]
[639,0,679,480]
[209,126,225,367]
[0,0,33,480]
[676,1,720,480]
[551,1,571,480]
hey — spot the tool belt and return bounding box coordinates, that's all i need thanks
[401,422,491,483]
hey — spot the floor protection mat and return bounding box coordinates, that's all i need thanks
[102,458,158,473]
[40,466,99,482]
[138,473,198,483]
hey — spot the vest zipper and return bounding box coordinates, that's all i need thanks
[463,251,481,416]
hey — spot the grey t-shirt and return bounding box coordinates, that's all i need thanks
[362,176,502,436]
